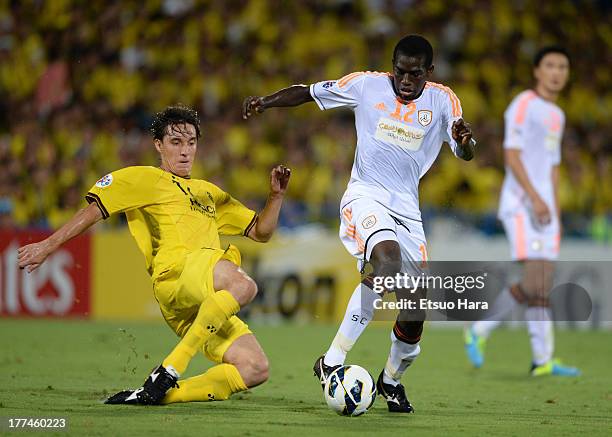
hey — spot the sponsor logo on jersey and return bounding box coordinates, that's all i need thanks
[172,177,216,217]
[95,174,113,188]
[187,186,215,216]
[375,117,425,151]
[362,215,377,229]
[418,110,432,126]
[322,81,336,89]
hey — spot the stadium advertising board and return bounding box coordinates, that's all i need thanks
[0,230,90,317]
[89,228,360,321]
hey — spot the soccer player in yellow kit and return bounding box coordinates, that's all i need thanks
[17,105,291,405]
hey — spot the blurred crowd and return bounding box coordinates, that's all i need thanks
[1,0,610,240]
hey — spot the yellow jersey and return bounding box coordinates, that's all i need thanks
[86,166,257,279]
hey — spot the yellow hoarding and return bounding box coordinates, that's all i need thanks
[91,228,360,322]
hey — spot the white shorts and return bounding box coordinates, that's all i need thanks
[339,197,428,273]
[501,209,560,261]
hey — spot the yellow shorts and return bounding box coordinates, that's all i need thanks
[153,244,252,363]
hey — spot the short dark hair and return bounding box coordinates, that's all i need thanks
[533,46,570,67]
[393,34,434,67]
[150,105,201,140]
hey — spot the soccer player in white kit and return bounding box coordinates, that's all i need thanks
[465,46,580,376]
[244,35,475,412]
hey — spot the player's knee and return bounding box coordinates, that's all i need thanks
[378,259,402,278]
[371,251,402,278]
[251,354,269,385]
[231,276,258,307]
[243,277,258,303]
[239,353,269,387]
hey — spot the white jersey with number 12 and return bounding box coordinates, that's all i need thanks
[310,72,463,221]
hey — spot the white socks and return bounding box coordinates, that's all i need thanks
[472,287,518,338]
[472,286,554,366]
[383,331,421,386]
[526,306,554,366]
[324,283,379,366]
[324,282,422,386]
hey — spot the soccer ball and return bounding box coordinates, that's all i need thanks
[323,365,376,416]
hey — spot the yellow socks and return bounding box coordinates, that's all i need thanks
[163,290,240,375]
[161,364,248,404]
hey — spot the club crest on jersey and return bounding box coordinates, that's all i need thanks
[95,174,113,188]
[418,110,432,126]
[322,81,336,89]
[362,215,377,229]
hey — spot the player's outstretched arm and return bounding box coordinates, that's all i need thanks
[247,165,291,242]
[243,85,314,119]
[451,118,475,161]
[17,202,103,272]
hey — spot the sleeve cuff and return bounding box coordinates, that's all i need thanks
[85,192,110,219]
[243,212,258,236]
[310,84,326,110]
[449,139,460,157]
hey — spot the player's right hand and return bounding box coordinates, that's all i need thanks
[17,240,52,273]
[270,164,291,197]
[531,196,551,225]
[242,96,266,119]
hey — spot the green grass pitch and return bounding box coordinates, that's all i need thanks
[0,320,610,436]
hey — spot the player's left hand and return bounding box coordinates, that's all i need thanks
[452,118,473,145]
[270,165,291,197]
[17,240,53,273]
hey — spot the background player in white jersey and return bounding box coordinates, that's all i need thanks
[243,35,475,412]
[464,46,580,376]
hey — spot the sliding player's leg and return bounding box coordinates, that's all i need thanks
[106,248,256,405]
[162,258,256,375]
[144,258,264,406]
[162,323,268,404]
